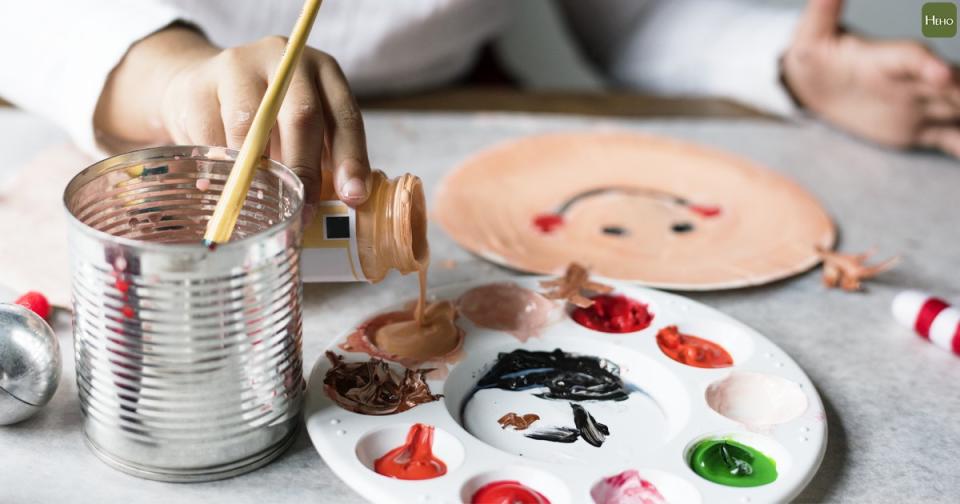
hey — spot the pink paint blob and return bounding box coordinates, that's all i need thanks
[195,178,211,192]
[590,470,665,504]
[457,282,557,341]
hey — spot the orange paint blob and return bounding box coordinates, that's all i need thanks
[656,325,733,368]
[374,424,447,480]
[472,481,551,504]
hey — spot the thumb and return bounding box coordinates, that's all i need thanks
[794,0,844,42]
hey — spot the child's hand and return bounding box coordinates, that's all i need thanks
[783,0,960,157]
[95,26,370,206]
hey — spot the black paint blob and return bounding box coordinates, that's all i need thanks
[602,226,627,236]
[672,222,694,233]
[525,427,579,443]
[473,349,632,402]
[572,403,609,447]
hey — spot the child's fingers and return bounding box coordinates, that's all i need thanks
[917,124,960,158]
[877,40,950,84]
[217,75,267,150]
[793,0,843,44]
[180,89,226,147]
[277,62,326,203]
[314,52,371,207]
[922,97,960,121]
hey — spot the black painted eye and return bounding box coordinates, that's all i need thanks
[602,226,627,236]
[672,222,694,233]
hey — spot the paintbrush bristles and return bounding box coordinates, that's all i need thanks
[203,0,323,245]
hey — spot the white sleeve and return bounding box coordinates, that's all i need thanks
[0,1,184,155]
[561,0,802,116]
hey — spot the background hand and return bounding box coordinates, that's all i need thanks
[783,0,960,157]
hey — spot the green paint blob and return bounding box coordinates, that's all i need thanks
[688,439,778,487]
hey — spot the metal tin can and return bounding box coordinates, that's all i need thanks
[63,146,304,482]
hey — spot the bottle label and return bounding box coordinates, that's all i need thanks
[301,201,367,282]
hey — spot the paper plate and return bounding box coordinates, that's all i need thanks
[305,278,827,503]
[432,132,835,290]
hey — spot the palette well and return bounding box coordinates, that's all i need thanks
[305,278,827,503]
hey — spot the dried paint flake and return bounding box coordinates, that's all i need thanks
[816,246,899,292]
[539,262,612,308]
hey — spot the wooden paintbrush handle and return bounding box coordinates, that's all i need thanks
[203,0,323,245]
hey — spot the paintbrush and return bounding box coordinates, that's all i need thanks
[202,0,323,247]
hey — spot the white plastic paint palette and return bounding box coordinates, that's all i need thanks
[305,278,827,503]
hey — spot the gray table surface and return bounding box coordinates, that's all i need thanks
[1,109,958,503]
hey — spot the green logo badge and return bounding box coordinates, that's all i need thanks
[923,2,957,37]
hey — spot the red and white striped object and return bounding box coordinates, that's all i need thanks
[892,290,960,356]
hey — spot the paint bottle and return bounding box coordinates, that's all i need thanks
[301,169,428,282]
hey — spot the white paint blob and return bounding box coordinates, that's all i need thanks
[706,372,807,426]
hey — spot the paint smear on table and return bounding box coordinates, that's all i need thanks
[656,325,733,368]
[322,352,440,415]
[458,282,557,341]
[572,294,654,333]
[374,423,447,480]
[471,480,551,504]
[689,439,777,487]
[590,469,666,504]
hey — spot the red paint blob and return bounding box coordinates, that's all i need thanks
[121,305,135,319]
[15,291,51,320]
[532,214,564,233]
[656,325,733,368]
[689,204,722,218]
[571,294,654,333]
[374,423,447,480]
[472,481,551,504]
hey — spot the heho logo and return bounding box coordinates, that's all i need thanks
[923,2,958,37]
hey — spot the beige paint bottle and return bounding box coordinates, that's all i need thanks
[301,169,428,282]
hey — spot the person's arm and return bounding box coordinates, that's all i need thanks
[0,0,182,154]
[558,0,801,116]
[1,2,371,205]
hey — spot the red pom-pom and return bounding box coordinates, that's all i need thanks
[15,291,52,320]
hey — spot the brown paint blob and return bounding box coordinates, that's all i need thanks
[656,325,733,368]
[340,300,464,367]
[458,282,557,341]
[374,423,447,480]
[322,351,441,415]
[497,412,541,431]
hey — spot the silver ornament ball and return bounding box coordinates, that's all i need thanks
[0,303,61,425]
